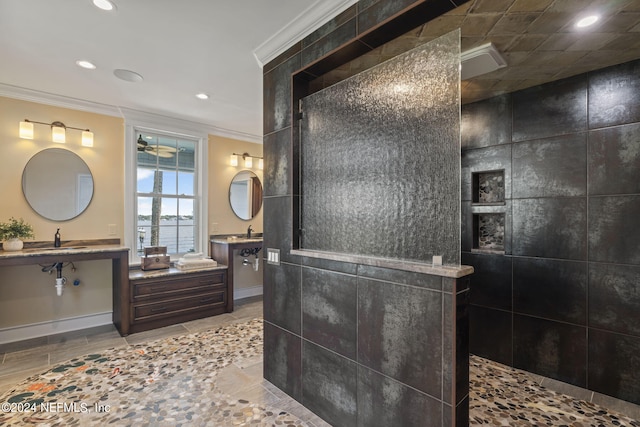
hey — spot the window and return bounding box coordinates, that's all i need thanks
[135,131,198,256]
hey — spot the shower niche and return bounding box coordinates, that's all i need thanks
[472,170,505,205]
[473,213,505,252]
[472,170,506,253]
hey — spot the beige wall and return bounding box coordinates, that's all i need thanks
[0,96,124,329]
[0,97,125,241]
[0,97,264,331]
[208,135,263,236]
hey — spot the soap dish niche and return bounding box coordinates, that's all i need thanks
[472,170,505,205]
[472,213,505,253]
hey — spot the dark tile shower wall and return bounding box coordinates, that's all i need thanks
[461,58,640,405]
[263,260,469,427]
[263,1,470,426]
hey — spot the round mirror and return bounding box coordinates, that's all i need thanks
[22,148,94,221]
[229,170,262,220]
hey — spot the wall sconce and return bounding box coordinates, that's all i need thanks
[19,119,94,147]
[230,152,263,170]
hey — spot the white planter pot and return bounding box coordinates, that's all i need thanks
[3,238,24,251]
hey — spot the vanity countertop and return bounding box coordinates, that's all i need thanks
[129,264,228,280]
[0,245,129,263]
[211,237,263,245]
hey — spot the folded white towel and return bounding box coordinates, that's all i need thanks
[175,258,217,270]
[178,257,209,264]
[182,252,204,259]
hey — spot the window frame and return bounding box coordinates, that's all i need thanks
[124,118,208,265]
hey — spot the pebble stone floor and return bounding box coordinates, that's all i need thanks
[0,308,639,426]
[0,319,309,427]
[469,357,639,426]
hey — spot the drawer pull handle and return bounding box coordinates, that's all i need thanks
[151,307,168,313]
[153,286,168,291]
[200,297,218,303]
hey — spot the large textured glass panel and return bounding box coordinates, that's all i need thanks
[300,30,461,264]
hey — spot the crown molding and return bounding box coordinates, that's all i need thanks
[253,0,358,68]
[0,83,262,144]
[0,83,122,117]
[119,107,263,144]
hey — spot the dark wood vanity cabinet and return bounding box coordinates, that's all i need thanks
[121,268,228,335]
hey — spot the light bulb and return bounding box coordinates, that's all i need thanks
[230,154,238,166]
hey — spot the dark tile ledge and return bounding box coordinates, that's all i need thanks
[290,249,473,278]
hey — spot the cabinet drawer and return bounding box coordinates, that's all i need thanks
[133,290,226,321]
[131,272,226,300]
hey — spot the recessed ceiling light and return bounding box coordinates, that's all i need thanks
[92,0,116,11]
[76,60,96,70]
[195,93,209,100]
[576,15,599,28]
[113,69,144,83]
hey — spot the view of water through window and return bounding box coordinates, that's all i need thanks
[136,131,197,256]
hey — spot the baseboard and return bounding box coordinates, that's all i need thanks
[234,285,263,301]
[0,312,113,344]
[0,286,264,344]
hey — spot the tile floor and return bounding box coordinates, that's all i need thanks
[1,296,639,426]
[0,297,328,426]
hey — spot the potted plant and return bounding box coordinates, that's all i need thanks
[0,217,35,251]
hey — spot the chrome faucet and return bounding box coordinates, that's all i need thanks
[247,225,253,238]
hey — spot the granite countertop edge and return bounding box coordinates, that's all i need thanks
[211,238,264,245]
[129,264,229,279]
[0,245,129,259]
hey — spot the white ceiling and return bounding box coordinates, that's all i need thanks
[0,0,355,142]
